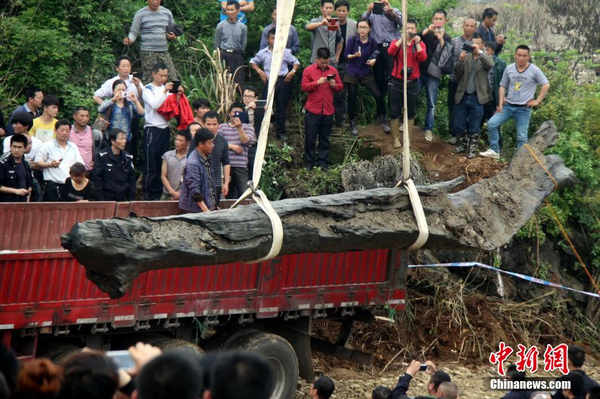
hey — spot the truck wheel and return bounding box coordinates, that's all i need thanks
[121,333,203,354]
[36,342,81,364]
[233,331,299,399]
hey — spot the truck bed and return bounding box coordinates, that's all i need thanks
[0,202,405,345]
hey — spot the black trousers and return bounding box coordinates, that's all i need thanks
[373,43,394,116]
[333,63,347,124]
[447,80,459,136]
[43,181,64,202]
[226,166,249,199]
[221,51,245,93]
[304,110,333,169]
[347,77,382,121]
[262,77,293,138]
[143,126,170,200]
[388,78,419,120]
[126,114,142,165]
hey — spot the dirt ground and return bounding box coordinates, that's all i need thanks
[356,122,506,190]
[295,357,600,399]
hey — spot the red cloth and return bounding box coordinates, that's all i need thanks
[157,93,195,130]
[301,63,344,116]
[388,40,427,80]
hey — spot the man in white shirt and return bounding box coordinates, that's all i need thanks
[33,119,84,201]
[142,62,183,200]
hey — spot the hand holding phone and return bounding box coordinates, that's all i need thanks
[170,80,181,94]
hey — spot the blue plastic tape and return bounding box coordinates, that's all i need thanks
[408,262,600,299]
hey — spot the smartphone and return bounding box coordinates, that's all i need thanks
[419,364,428,372]
[170,80,181,93]
[373,2,384,15]
[106,350,135,371]
[133,71,143,81]
[433,21,444,28]
[408,32,417,38]
[327,17,339,31]
[255,100,267,108]
[234,111,249,124]
[327,74,335,81]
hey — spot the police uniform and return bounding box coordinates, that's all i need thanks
[92,149,136,201]
[0,154,33,202]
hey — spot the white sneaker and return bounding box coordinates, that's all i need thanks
[479,148,500,159]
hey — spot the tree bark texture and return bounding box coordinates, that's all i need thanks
[62,122,577,298]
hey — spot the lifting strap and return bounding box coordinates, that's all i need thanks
[395,0,429,249]
[230,0,295,262]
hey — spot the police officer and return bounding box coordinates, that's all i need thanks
[92,129,136,201]
[0,134,33,202]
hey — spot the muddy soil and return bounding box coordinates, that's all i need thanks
[357,123,506,191]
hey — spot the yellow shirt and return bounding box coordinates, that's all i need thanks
[29,117,58,143]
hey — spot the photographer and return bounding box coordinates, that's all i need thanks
[392,360,452,399]
[452,33,494,159]
[387,19,427,149]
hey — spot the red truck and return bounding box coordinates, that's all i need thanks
[0,201,407,399]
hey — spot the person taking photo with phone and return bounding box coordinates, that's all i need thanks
[306,0,343,66]
[343,18,382,136]
[301,47,344,171]
[388,18,427,149]
[98,79,145,153]
[361,0,402,134]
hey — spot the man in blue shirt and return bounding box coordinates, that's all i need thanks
[259,8,300,55]
[219,0,254,25]
[250,29,300,140]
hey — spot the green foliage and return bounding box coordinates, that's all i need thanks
[258,143,294,200]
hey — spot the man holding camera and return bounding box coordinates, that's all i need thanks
[419,10,453,142]
[306,0,343,66]
[142,62,183,200]
[301,47,344,171]
[123,0,179,83]
[447,18,477,144]
[452,34,494,159]
[362,0,402,134]
[387,19,427,149]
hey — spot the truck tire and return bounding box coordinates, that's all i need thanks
[123,333,203,354]
[232,331,299,399]
[36,342,81,364]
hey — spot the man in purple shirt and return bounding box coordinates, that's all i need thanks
[218,103,254,199]
[179,128,216,213]
[250,29,300,140]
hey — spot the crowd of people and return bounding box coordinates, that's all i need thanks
[0,341,597,399]
[0,0,551,211]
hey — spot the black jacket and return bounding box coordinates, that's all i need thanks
[552,370,600,399]
[92,148,136,201]
[0,155,33,202]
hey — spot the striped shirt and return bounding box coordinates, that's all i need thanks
[217,123,254,168]
[128,6,175,52]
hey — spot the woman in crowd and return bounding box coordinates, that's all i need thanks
[97,79,144,153]
[60,162,100,201]
[343,18,383,136]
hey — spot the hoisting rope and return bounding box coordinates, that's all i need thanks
[523,144,600,295]
[394,0,429,249]
[230,0,294,262]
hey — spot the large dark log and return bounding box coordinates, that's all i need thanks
[62,122,577,298]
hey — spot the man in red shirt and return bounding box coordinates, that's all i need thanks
[388,19,427,148]
[301,47,344,170]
